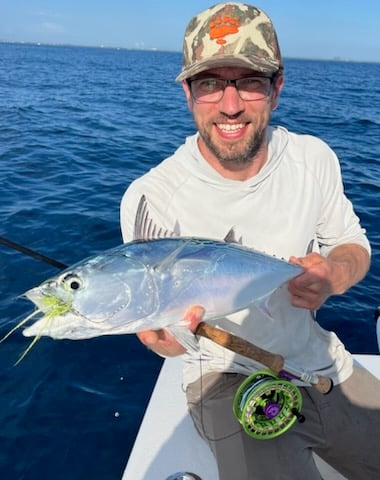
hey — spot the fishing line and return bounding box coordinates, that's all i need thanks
[193,355,243,443]
[0,235,67,270]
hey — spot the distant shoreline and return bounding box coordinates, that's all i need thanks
[1,40,379,65]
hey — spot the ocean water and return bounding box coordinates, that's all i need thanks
[0,43,379,479]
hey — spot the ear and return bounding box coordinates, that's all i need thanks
[182,80,194,112]
[271,74,284,111]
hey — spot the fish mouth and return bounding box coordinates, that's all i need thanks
[22,312,88,339]
[21,287,113,340]
[21,287,85,339]
[25,285,72,314]
[0,288,75,364]
[14,286,74,341]
[22,287,72,338]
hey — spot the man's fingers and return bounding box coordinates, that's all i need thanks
[183,305,205,332]
[136,330,160,346]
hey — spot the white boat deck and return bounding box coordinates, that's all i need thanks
[123,354,380,480]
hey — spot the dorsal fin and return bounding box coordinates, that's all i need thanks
[134,195,177,240]
[223,227,242,244]
[306,238,315,254]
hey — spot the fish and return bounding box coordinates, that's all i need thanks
[11,237,302,346]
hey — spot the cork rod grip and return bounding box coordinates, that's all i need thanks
[195,321,285,372]
[310,375,333,395]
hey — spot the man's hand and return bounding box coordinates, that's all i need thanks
[288,244,370,311]
[136,305,205,357]
[288,253,334,310]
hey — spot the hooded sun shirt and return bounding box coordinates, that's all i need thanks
[120,126,370,388]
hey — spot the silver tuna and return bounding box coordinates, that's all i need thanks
[19,237,302,341]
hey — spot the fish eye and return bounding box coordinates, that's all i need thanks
[61,273,83,291]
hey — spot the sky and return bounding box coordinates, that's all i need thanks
[1,0,379,62]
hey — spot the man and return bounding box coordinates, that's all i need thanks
[120,3,380,479]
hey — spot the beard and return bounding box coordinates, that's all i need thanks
[196,120,267,166]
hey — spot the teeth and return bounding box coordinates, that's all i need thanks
[217,123,244,132]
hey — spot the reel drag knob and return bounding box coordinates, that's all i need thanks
[264,402,281,419]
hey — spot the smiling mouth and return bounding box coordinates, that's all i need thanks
[217,122,245,132]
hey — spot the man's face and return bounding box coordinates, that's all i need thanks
[183,67,283,167]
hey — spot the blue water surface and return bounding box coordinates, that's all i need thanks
[0,44,379,479]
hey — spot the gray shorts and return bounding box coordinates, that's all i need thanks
[186,365,380,480]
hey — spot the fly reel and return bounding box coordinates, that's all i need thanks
[233,369,305,440]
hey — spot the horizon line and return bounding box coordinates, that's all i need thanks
[1,40,379,65]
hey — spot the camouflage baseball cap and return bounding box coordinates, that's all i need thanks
[176,2,282,82]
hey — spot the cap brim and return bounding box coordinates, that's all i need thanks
[176,54,281,82]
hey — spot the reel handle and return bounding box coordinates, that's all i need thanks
[195,322,333,394]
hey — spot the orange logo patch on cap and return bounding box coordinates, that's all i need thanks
[209,7,241,45]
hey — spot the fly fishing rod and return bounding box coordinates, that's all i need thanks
[0,235,67,270]
[195,322,333,394]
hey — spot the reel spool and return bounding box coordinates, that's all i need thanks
[233,369,304,440]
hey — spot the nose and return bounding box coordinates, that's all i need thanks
[219,83,245,116]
